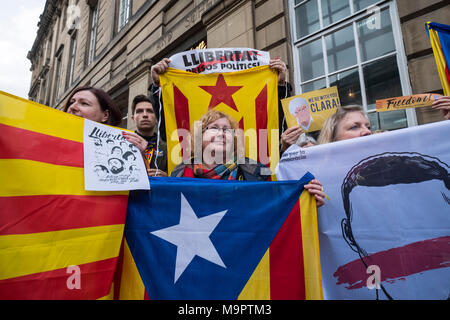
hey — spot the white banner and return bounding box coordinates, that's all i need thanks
[168,48,270,74]
[276,121,450,300]
[83,119,150,191]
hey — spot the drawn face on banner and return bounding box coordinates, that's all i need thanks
[93,165,109,178]
[335,111,371,141]
[111,146,123,158]
[129,165,140,179]
[93,137,102,147]
[289,98,311,130]
[337,155,450,300]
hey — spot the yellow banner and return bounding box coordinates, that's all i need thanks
[281,86,340,133]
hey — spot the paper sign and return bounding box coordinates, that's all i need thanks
[169,48,270,74]
[281,86,341,132]
[376,93,442,112]
[83,119,150,191]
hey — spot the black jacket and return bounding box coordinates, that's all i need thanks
[136,131,168,173]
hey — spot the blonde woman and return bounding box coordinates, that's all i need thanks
[317,105,372,144]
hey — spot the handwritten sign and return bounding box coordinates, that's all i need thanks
[376,93,442,112]
[83,119,150,191]
[281,86,341,132]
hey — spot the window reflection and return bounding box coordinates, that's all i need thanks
[326,25,357,73]
[302,78,326,93]
[363,55,402,110]
[329,68,362,106]
[295,0,320,39]
[357,8,396,62]
[299,38,325,81]
[353,0,380,12]
[322,0,350,27]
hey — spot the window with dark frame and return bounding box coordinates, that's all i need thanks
[118,0,131,32]
[67,32,77,89]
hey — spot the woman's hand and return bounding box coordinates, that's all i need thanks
[151,58,171,86]
[432,96,450,120]
[281,126,303,152]
[122,131,148,152]
[303,179,326,208]
[269,57,287,85]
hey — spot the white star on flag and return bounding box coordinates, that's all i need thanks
[151,193,227,283]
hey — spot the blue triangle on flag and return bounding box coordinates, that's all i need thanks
[125,172,314,299]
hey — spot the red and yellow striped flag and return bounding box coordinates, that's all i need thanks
[0,91,128,299]
[238,190,323,300]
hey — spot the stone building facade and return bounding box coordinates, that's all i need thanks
[27,0,449,131]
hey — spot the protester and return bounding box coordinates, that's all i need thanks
[431,95,450,120]
[170,109,325,206]
[63,86,122,126]
[296,133,317,148]
[64,86,158,175]
[122,94,168,177]
[317,105,371,144]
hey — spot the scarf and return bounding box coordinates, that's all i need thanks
[183,162,239,180]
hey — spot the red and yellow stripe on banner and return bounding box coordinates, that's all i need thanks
[115,189,323,300]
[0,91,128,300]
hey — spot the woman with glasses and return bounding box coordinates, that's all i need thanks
[170,109,326,206]
[170,109,269,181]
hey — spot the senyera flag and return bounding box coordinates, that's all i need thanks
[114,174,323,300]
[426,22,450,95]
[0,91,128,299]
[159,65,280,176]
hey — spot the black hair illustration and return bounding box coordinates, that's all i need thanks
[93,137,102,146]
[123,151,137,161]
[111,146,123,155]
[340,152,450,300]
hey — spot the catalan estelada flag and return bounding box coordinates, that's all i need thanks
[426,22,450,95]
[114,174,323,299]
[0,91,128,299]
[159,66,279,175]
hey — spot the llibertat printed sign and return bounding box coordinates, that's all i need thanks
[376,93,442,112]
[168,48,271,74]
[281,86,341,132]
[83,119,150,191]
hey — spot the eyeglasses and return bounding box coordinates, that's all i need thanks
[205,126,233,135]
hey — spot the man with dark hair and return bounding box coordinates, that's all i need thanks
[126,94,168,177]
[338,152,450,300]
